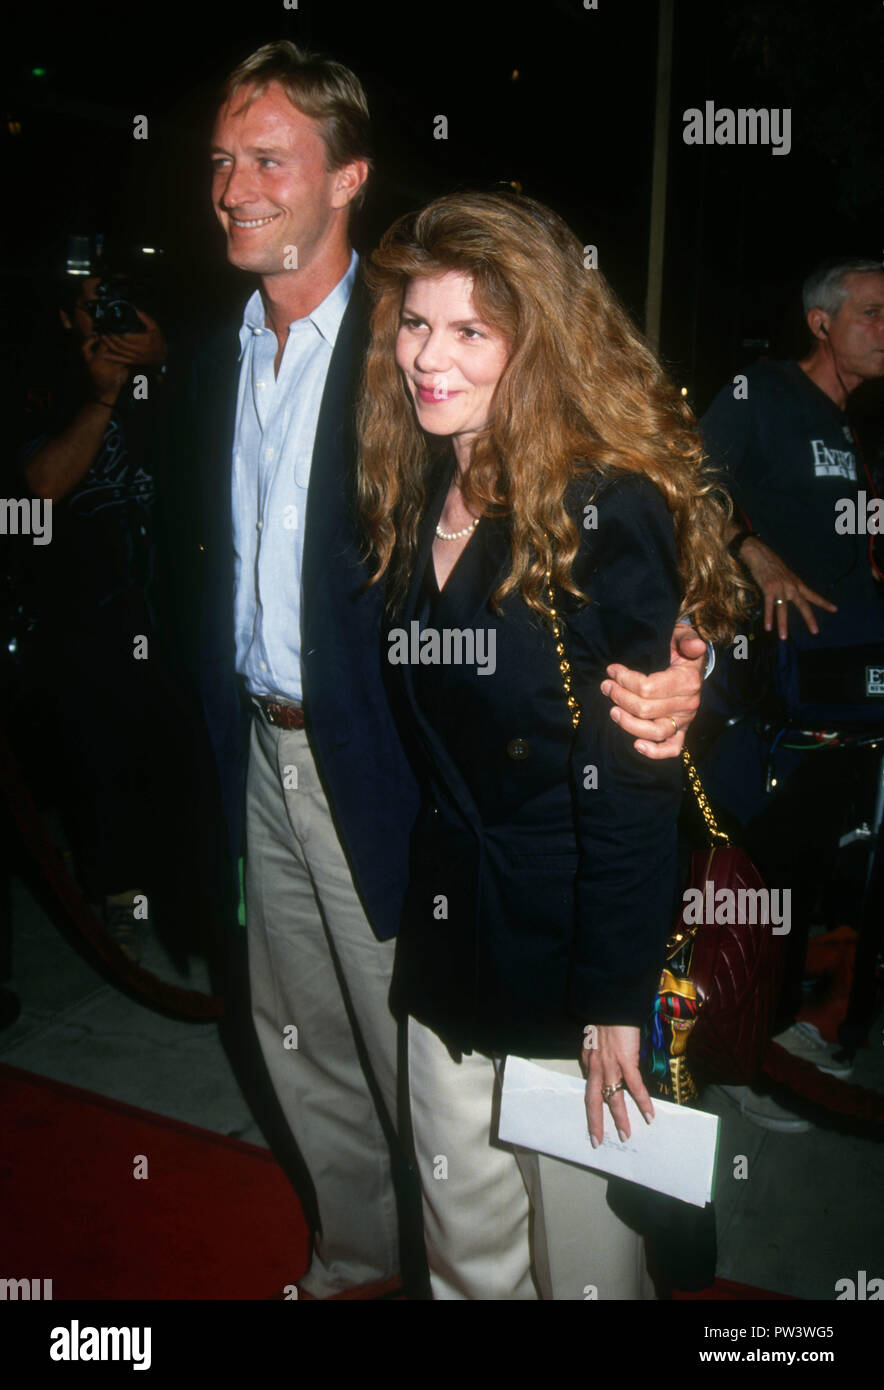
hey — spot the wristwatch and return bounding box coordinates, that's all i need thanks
[727,527,754,561]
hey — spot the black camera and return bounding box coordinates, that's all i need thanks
[85,278,145,336]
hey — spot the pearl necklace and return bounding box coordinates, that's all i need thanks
[435,516,480,542]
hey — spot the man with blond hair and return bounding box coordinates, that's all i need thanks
[192,39,706,1299]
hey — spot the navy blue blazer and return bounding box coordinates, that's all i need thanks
[388,456,684,1057]
[189,272,419,941]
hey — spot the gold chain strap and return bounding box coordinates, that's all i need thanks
[681,746,729,844]
[546,577,581,731]
[546,573,729,846]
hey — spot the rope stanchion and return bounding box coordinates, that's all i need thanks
[0,723,225,1022]
[761,1041,884,1129]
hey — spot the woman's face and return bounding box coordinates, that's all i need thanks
[395,270,510,458]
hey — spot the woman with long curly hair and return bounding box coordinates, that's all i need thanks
[358,191,748,1300]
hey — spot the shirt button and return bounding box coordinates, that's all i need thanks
[260,662,267,672]
[256,519,263,530]
[506,738,531,761]
[265,448,274,461]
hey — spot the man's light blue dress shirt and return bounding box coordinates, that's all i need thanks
[231,251,358,702]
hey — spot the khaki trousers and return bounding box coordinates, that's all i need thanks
[407,1015,656,1301]
[245,711,399,1297]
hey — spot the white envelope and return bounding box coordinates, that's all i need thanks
[498,1055,719,1207]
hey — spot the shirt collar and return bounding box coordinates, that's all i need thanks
[237,249,359,359]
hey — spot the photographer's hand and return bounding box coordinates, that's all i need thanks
[100,310,167,371]
[24,339,126,502]
[82,333,130,405]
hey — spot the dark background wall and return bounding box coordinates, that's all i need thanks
[2,0,881,413]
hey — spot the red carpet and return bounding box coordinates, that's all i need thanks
[674,1277,795,1300]
[0,1064,310,1299]
[2,1064,800,1302]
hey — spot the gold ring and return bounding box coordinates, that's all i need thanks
[668,716,679,736]
[774,598,786,605]
[601,1080,626,1100]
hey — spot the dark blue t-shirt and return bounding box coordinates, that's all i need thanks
[701,360,877,605]
[19,379,156,622]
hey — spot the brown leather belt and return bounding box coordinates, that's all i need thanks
[254,696,306,730]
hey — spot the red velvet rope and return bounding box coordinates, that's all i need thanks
[762,1040,884,1126]
[0,722,225,1022]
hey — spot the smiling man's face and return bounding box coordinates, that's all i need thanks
[210,81,343,277]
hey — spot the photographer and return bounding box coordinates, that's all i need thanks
[25,274,166,505]
[17,266,171,961]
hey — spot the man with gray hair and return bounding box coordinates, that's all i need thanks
[700,257,884,1132]
[708,257,884,636]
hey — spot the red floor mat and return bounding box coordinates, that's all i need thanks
[674,1277,796,1300]
[0,1064,310,1299]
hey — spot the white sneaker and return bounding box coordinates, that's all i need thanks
[772,1022,853,1078]
[714,1084,811,1134]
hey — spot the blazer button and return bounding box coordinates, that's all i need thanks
[506,737,531,761]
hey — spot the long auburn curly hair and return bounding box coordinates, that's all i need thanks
[357,191,750,640]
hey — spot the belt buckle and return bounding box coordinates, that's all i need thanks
[259,697,302,729]
[254,696,278,726]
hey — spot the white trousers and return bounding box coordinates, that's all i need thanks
[407,1015,656,1300]
[245,713,399,1297]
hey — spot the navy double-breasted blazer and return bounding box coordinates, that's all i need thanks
[186,273,420,941]
[388,454,684,1057]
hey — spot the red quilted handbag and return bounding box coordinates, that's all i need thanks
[662,752,785,1091]
[546,583,784,1098]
